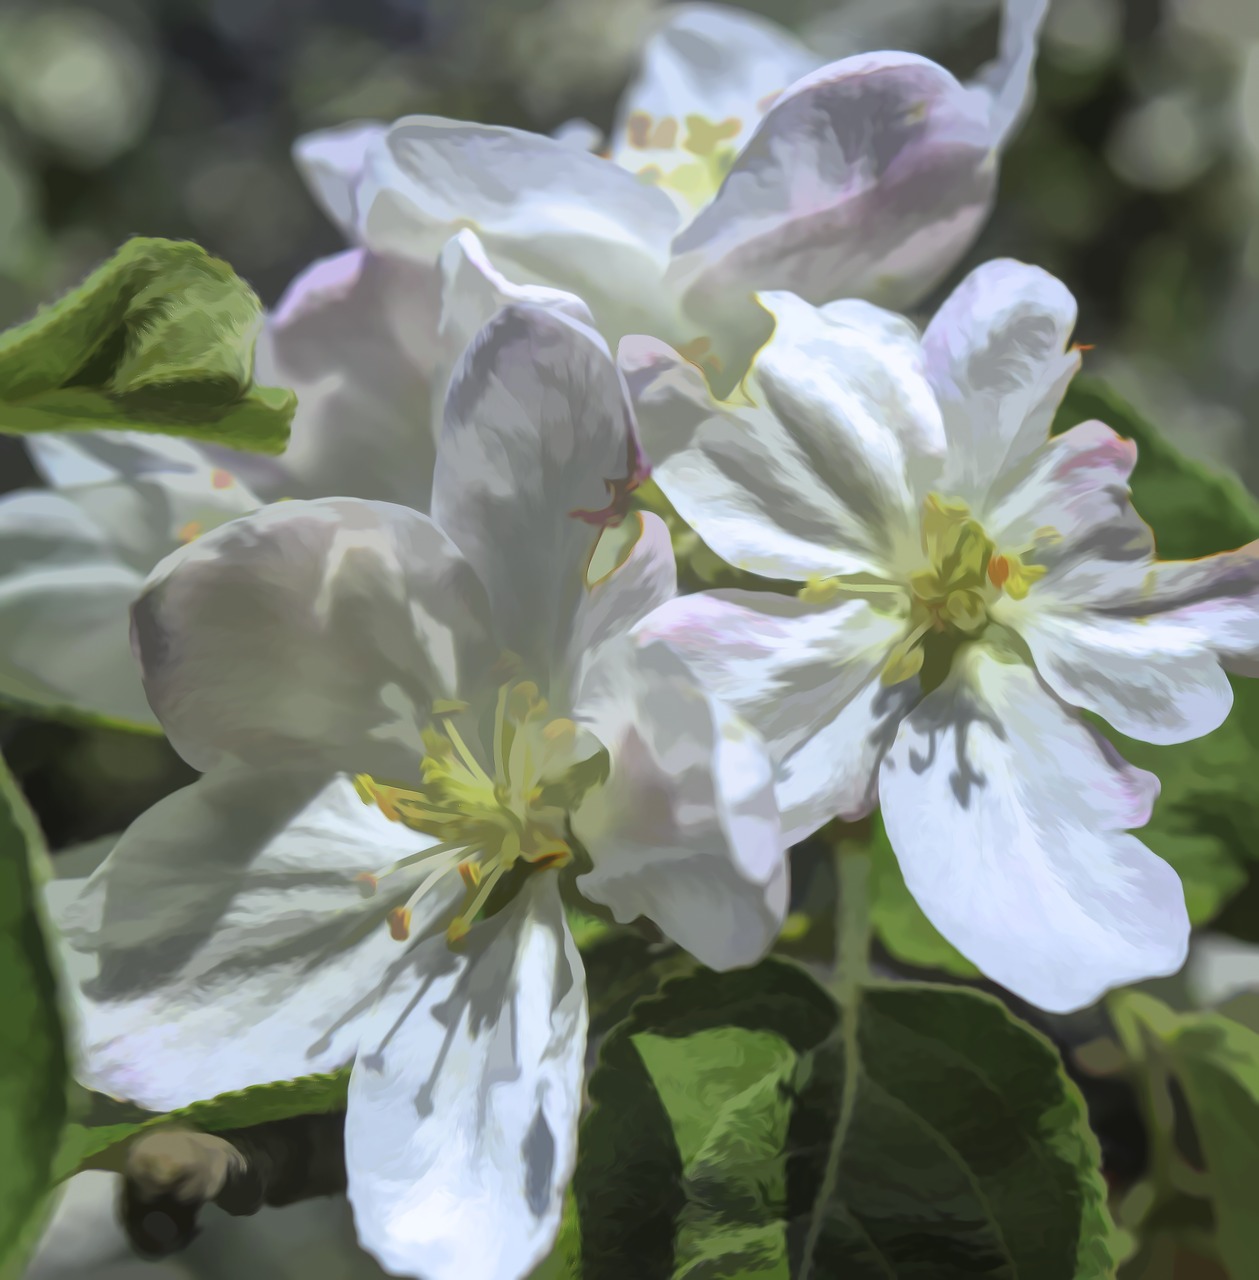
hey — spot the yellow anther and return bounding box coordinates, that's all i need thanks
[1003,560,1047,601]
[525,838,573,870]
[626,110,652,148]
[507,681,545,721]
[649,116,678,149]
[988,553,1011,589]
[177,520,202,544]
[683,114,741,157]
[458,860,481,889]
[799,575,845,605]
[446,916,471,946]
[542,718,577,752]
[387,906,412,942]
[210,468,234,490]
[355,872,379,897]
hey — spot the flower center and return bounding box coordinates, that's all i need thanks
[353,679,607,946]
[880,494,1048,685]
[623,110,743,209]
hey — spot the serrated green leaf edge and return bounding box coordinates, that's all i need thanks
[0,756,68,1280]
[0,237,294,454]
[53,1068,350,1182]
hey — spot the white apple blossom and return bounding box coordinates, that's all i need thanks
[56,293,786,1280]
[624,258,1259,1014]
[298,0,1049,385]
[0,232,565,730]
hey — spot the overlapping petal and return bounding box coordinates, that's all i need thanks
[249,248,441,508]
[133,498,496,774]
[571,638,786,968]
[435,302,646,678]
[879,646,1187,1012]
[636,589,911,841]
[346,876,585,1280]
[355,118,682,341]
[292,119,387,238]
[923,259,1080,501]
[608,3,817,192]
[58,770,443,1110]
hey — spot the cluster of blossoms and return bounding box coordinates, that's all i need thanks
[7,2,1259,1278]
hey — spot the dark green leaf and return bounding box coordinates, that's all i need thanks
[1055,377,1259,927]
[54,1069,349,1182]
[1113,992,1259,1279]
[0,757,68,1278]
[577,961,1113,1280]
[0,237,294,452]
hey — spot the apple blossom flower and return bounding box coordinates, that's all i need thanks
[297,0,1049,384]
[57,296,786,1280]
[624,258,1259,1014]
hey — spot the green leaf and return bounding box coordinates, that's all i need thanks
[1055,377,1259,926]
[0,756,68,1278]
[1113,993,1259,1279]
[577,961,1113,1280]
[54,1069,349,1182]
[0,237,294,452]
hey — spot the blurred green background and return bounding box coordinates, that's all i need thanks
[4,0,1259,1275]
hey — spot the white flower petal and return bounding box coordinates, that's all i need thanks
[879,646,1187,1013]
[437,229,593,434]
[292,120,387,236]
[571,638,786,969]
[751,292,946,525]
[608,4,817,182]
[252,248,441,508]
[998,605,1234,746]
[670,52,992,326]
[922,259,1080,501]
[563,512,677,705]
[981,418,1153,572]
[26,430,265,568]
[58,771,445,1110]
[356,117,682,341]
[346,876,585,1280]
[620,334,893,579]
[0,553,151,726]
[434,303,647,678]
[635,589,911,841]
[133,499,495,773]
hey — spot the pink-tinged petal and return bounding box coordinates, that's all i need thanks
[671,53,993,317]
[292,120,387,237]
[355,117,682,342]
[133,498,495,774]
[609,4,817,188]
[248,248,442,508]
[571,638,786,969]
[57,771,449,1110]
[879,645,1186,1013]
[637,589,911,842]
[923,259,1080,501]
[346,876,585,1280]
[435,303,646,676]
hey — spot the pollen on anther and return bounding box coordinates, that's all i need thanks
[458,861,481,889]
[210,469,235,490]
[387,906,411,941]
[987,554,1011,589]
[355,872,379,897]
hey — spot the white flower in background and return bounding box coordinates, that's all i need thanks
[625,258,1259,1014]
[0,231,557,731]
[57,295,786,1280]
[296,0,1049,384]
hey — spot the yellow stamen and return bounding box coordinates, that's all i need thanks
[387,907,411,941]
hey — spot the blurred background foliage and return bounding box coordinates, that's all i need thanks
[3,0,1259,1275]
